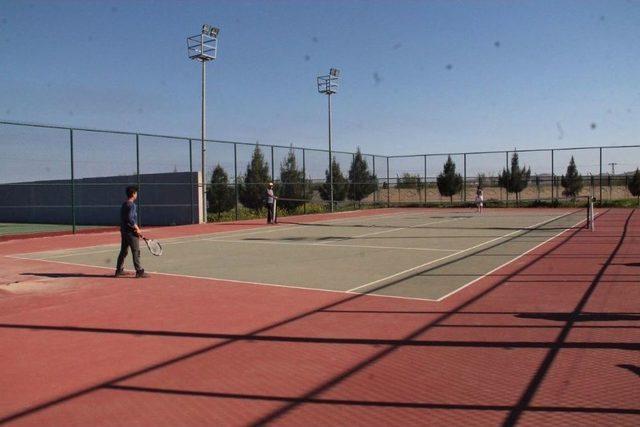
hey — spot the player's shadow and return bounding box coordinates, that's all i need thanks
[21,272,115,279]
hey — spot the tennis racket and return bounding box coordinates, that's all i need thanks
[142,236,163,256]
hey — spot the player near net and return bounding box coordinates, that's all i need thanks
[266,182,278,224]
[475,186,484,214]
[115,186,149,278]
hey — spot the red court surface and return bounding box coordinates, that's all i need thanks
[0,208,638,426]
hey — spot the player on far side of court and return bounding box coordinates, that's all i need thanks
[266,182,278,224]
[475,186,484,214]
[115,186,149,278]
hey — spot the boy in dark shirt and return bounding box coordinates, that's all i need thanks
[115,186,148,278]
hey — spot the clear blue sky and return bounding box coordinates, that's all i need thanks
[1,0,639,178]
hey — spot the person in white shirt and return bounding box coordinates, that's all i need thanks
[475,187,484,214]
[266,182,277,224]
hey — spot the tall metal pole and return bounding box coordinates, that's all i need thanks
[328,93,334,212]
[201,60,207,223]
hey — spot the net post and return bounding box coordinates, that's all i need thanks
[70,128,76,234]
[589,197,595,231]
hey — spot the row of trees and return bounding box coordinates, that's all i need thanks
[435,153,640,204]
[207,146,378,217]
[209,148,640,215]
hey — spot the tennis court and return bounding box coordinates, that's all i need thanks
[1,207,638,426]
[12,208,585,301]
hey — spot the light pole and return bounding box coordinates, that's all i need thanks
[187,24,219,223]
[317,68,340,212]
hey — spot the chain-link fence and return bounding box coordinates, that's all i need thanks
[1,120,639,233]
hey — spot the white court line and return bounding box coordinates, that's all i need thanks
[346,210,580,293]
[315,216,468,244]
[4,255,411,301]
[204,239,458,253]
[433,211,598,302]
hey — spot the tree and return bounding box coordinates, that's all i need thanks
[278,147,307,212]
[239,145,270,212]
[560,156,583,200]
[477,173,486,189]
[436,155,463,205]
[397,173,423,189]
[319,157,348,202]
[348,148,378,204]
[628,168,640,205]
[207,164,235,219]
[498,152,531,204]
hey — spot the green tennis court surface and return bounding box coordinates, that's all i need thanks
[15,209,588,301]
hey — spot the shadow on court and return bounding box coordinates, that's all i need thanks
[21,272,116,279]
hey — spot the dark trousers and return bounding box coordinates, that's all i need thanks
[116,231,143,273]
[267,202,274,223]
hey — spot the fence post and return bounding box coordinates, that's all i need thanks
[271,145,275,183]
[234,142,239,221]
[353,152,356,209]
[386,156,390,208]
[505,151,509,206]
[424,155,427,207]
[136,134,141,225]
[551,149,555,203]
[302,148,306,214]
[70,129,76,233]
[372,156,376,206]
[599,147,603,204]
[189,139,194,223]
[463,153,467,203]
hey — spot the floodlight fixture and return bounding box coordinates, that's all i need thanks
[187,24,220,223]
[330,68,340,77]
[202,24,220,37]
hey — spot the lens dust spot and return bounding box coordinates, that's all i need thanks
[446,64,453,70]
[590,122,597,130]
